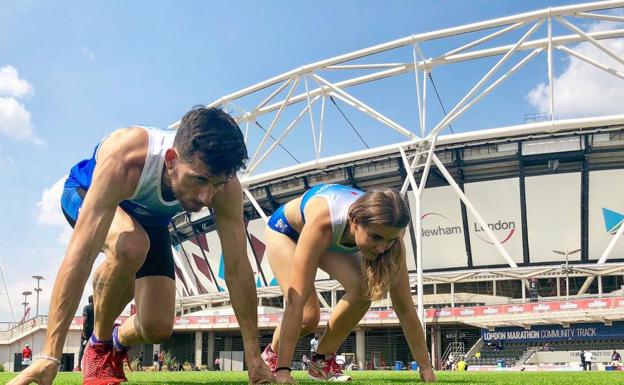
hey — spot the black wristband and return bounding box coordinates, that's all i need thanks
[276,366,292,372]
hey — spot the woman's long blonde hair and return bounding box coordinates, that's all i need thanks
[348,188,410,301]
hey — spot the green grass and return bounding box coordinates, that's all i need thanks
[0,370,621,385]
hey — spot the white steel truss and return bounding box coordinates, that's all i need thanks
[169,1,624,330]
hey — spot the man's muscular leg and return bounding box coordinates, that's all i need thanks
[116,276,176,346]
[93,207,149,341]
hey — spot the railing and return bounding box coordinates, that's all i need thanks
[441,342,465,367]
[517,346,541,366]
[464,337,484,361]
[2,296,624,342]
[0,316,49,342]
[0,322,21,331]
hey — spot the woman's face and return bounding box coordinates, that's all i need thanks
[354,223,404,260]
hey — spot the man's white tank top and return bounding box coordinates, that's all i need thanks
[117,127,182,226]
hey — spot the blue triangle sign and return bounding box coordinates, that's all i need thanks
[218,253,225,280]
[602,207,624,233]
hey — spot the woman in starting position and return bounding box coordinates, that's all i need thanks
[260,184,436,383]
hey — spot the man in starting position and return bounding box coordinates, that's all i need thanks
[8,107,273,385]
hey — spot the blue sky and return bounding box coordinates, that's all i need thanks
[0,0,622,322]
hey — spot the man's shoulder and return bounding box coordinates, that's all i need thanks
[100,127,149,167]
[93,127,149,196]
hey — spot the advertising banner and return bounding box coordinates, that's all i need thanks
[67,297,624,330]
[464,178,523,266]
[482,322,624,342]
[409,186,468,269]
[588,169,624,261]
[525,173,581,263]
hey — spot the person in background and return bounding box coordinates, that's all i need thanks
[214,356,220,371]
[75,295,94,371]
[611,350,621,368]
[584,350,593,371]
[455,357,468,371]
[447,354,455,371]
[136,350,143,371]
[153,351,159,369]
[158,351,164,372]
[310,334,320,355]
[22,344,33,366]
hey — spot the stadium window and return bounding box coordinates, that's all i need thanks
[496,280,523,299]
[536,278,557,298]
[436,283,451,295]
[454,281,493,296]
[603,275,624,293]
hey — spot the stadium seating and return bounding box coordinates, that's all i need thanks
[468,340,624,366]
[468,343,529,366]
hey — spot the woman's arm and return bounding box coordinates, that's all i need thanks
[276,200,333,374]
[389,251,436,382]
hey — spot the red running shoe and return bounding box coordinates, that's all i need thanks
[111,348,129,382]
[261,344,278,373]
[81,342,124,385]
[307,353,352,382]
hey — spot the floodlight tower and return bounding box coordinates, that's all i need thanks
[32,275,44,317]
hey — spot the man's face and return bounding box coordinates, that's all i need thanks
[166,149,230,212]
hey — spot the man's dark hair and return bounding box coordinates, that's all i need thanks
[174,106,248,176]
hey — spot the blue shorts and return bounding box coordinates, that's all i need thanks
[267,205,300,242]
[60,186,175,280]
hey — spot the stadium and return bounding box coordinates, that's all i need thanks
[2,0,624,383]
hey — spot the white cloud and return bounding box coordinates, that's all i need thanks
[0,96,43,144]
[36,176,73,245]
[36,175,68,227]
[527,19,624,118]
[0,65,40,143]
[0,96,33,138]
[82,46,96,62]
[0,65,33,97]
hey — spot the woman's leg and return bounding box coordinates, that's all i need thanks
[316,252,371,355]
[265,228,321,353]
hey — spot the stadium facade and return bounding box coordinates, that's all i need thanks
[3,0,624,372]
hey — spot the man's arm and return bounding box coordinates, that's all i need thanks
[9,131,144,385]
[42,130,142,359]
